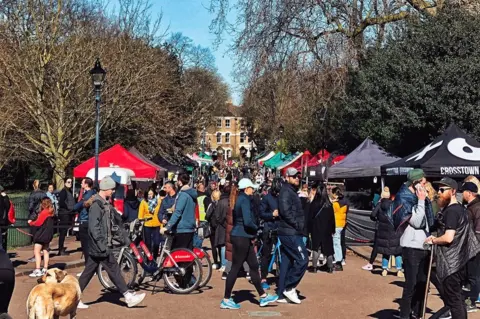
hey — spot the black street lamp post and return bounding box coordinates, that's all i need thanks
[90,58,106,186]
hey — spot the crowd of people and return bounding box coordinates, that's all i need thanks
[2,162,480,318]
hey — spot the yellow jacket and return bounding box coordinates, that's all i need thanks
[138,199,162,228]
[333,201,347,228]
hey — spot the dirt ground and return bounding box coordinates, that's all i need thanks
[9,253,478,319]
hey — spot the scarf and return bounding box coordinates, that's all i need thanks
[148,197,158,213]
[389,183,434,232]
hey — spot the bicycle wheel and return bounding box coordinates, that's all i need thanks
[195,248,212,288]
[97,249,138,291]
[163,249,202,294]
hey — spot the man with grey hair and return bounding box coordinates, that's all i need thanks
[77,176,145,309]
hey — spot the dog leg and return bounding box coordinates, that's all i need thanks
[70,311,77,319]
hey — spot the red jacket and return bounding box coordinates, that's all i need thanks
[29,209,54,227]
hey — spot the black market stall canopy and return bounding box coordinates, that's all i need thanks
[327,138,399,179]
[152,155,186,174]
[382,124,480,178]
[129,147,167,178]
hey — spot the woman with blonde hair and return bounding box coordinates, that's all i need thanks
[424,182,440,215]
[464,176,480,193]
[206,190,223,269]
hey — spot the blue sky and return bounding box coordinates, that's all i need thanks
[152,0,240,104]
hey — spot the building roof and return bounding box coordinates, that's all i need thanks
[214,102,242,117]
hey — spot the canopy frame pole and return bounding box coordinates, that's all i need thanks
[381,177,385,190]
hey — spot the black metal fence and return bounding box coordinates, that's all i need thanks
[7,195,32,247]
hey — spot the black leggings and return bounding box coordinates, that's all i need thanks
[224,236,265,299]
[369,231,378,264]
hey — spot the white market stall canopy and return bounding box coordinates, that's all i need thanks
[86,167,135,185]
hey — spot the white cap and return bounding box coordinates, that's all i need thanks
[238,178,259,190]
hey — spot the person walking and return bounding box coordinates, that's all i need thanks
[139,189,162,260]
[0,249,14,318]
[28,197,55,277]
[461,181,480,312]
[77,176,145,309]
[74,178,95,268]
[161,174,197,250]
[57,178,75,256]
[214,187,230,272]
[277,168,309,304]
[206,190,221,268]
[394,169,434,319]
[332,187,347,271]
[0,186,11,253]
[158,182,176,225]
[426,178,480,319]
[259,178,281,288]
[308,184,335,273]
[372,187,403,277]
[122,189,140,223]
[27,180,46,263]
[220,178,278,310]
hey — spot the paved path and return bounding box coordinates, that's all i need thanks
[8,251,477,319]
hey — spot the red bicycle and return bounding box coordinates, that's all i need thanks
[97,218,203,294]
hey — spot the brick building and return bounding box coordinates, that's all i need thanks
[200,103,252,160]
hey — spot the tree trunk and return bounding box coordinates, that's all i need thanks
[51,155,71,190]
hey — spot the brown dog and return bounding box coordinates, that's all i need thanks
[27,268,81,319]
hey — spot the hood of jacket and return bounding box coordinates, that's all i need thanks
[181,186,198,201]
[125,199,140,210]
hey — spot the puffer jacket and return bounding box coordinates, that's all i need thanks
[467,197,480,242]
[277,183,304,236]
[166,186,197,234]
[373,199,402,256]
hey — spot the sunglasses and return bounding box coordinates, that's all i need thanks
[438,187,451,194]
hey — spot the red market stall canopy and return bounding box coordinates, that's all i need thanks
[278,151,313,175]
[74,144,162,181]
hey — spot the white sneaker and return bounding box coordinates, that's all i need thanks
[283,289,301,304]
[341,260,346,266]
[77,301,89,309]
[41,268,47,275]
[29,269,43,278]
[212,264,219,270]
[219,266,226,272]
[77,272,82,277]
[125,292,146,308]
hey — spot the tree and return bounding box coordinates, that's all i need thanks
[166,32,217,72]
[342,7,480,156]
[0,0,228,188]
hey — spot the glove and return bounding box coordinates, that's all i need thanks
[160,227,168,235]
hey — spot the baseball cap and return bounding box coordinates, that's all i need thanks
[460,182,478,194]
[286,167,300,177]
[406,169,425,186]
[433,177,458,190]
[238,178,259,190]
[99,176,116,191]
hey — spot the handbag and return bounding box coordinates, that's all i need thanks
[197,220,212,239]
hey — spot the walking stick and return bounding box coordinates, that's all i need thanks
[422,244,435,319]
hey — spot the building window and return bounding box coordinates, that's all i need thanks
[240,132,245,143]
[216,132,222,144]
[225,119,231,128]
[216,118,222,128]
[225,133,230,143]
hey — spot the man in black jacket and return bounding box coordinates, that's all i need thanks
[77,176,145,309]
[0,186,11,252]
[276,168,308,305]
[57,178,75,256]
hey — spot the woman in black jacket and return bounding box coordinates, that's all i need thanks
[122,189,140,223]
[363,187,403,277]
[57,178,75,256]
[308,185,335,273]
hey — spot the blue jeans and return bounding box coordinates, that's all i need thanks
[220,246,226,266]
[333,227,344,262]
[382,255,403,270]
[277,235,308,296]
[144,227,161,259]
[193,233,204,249]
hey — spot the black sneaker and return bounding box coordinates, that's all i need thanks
[438,310,452,319]
[221,272,228,280]
[467,304,478,313]
[462,284,471,292]
[334,263,343,272]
